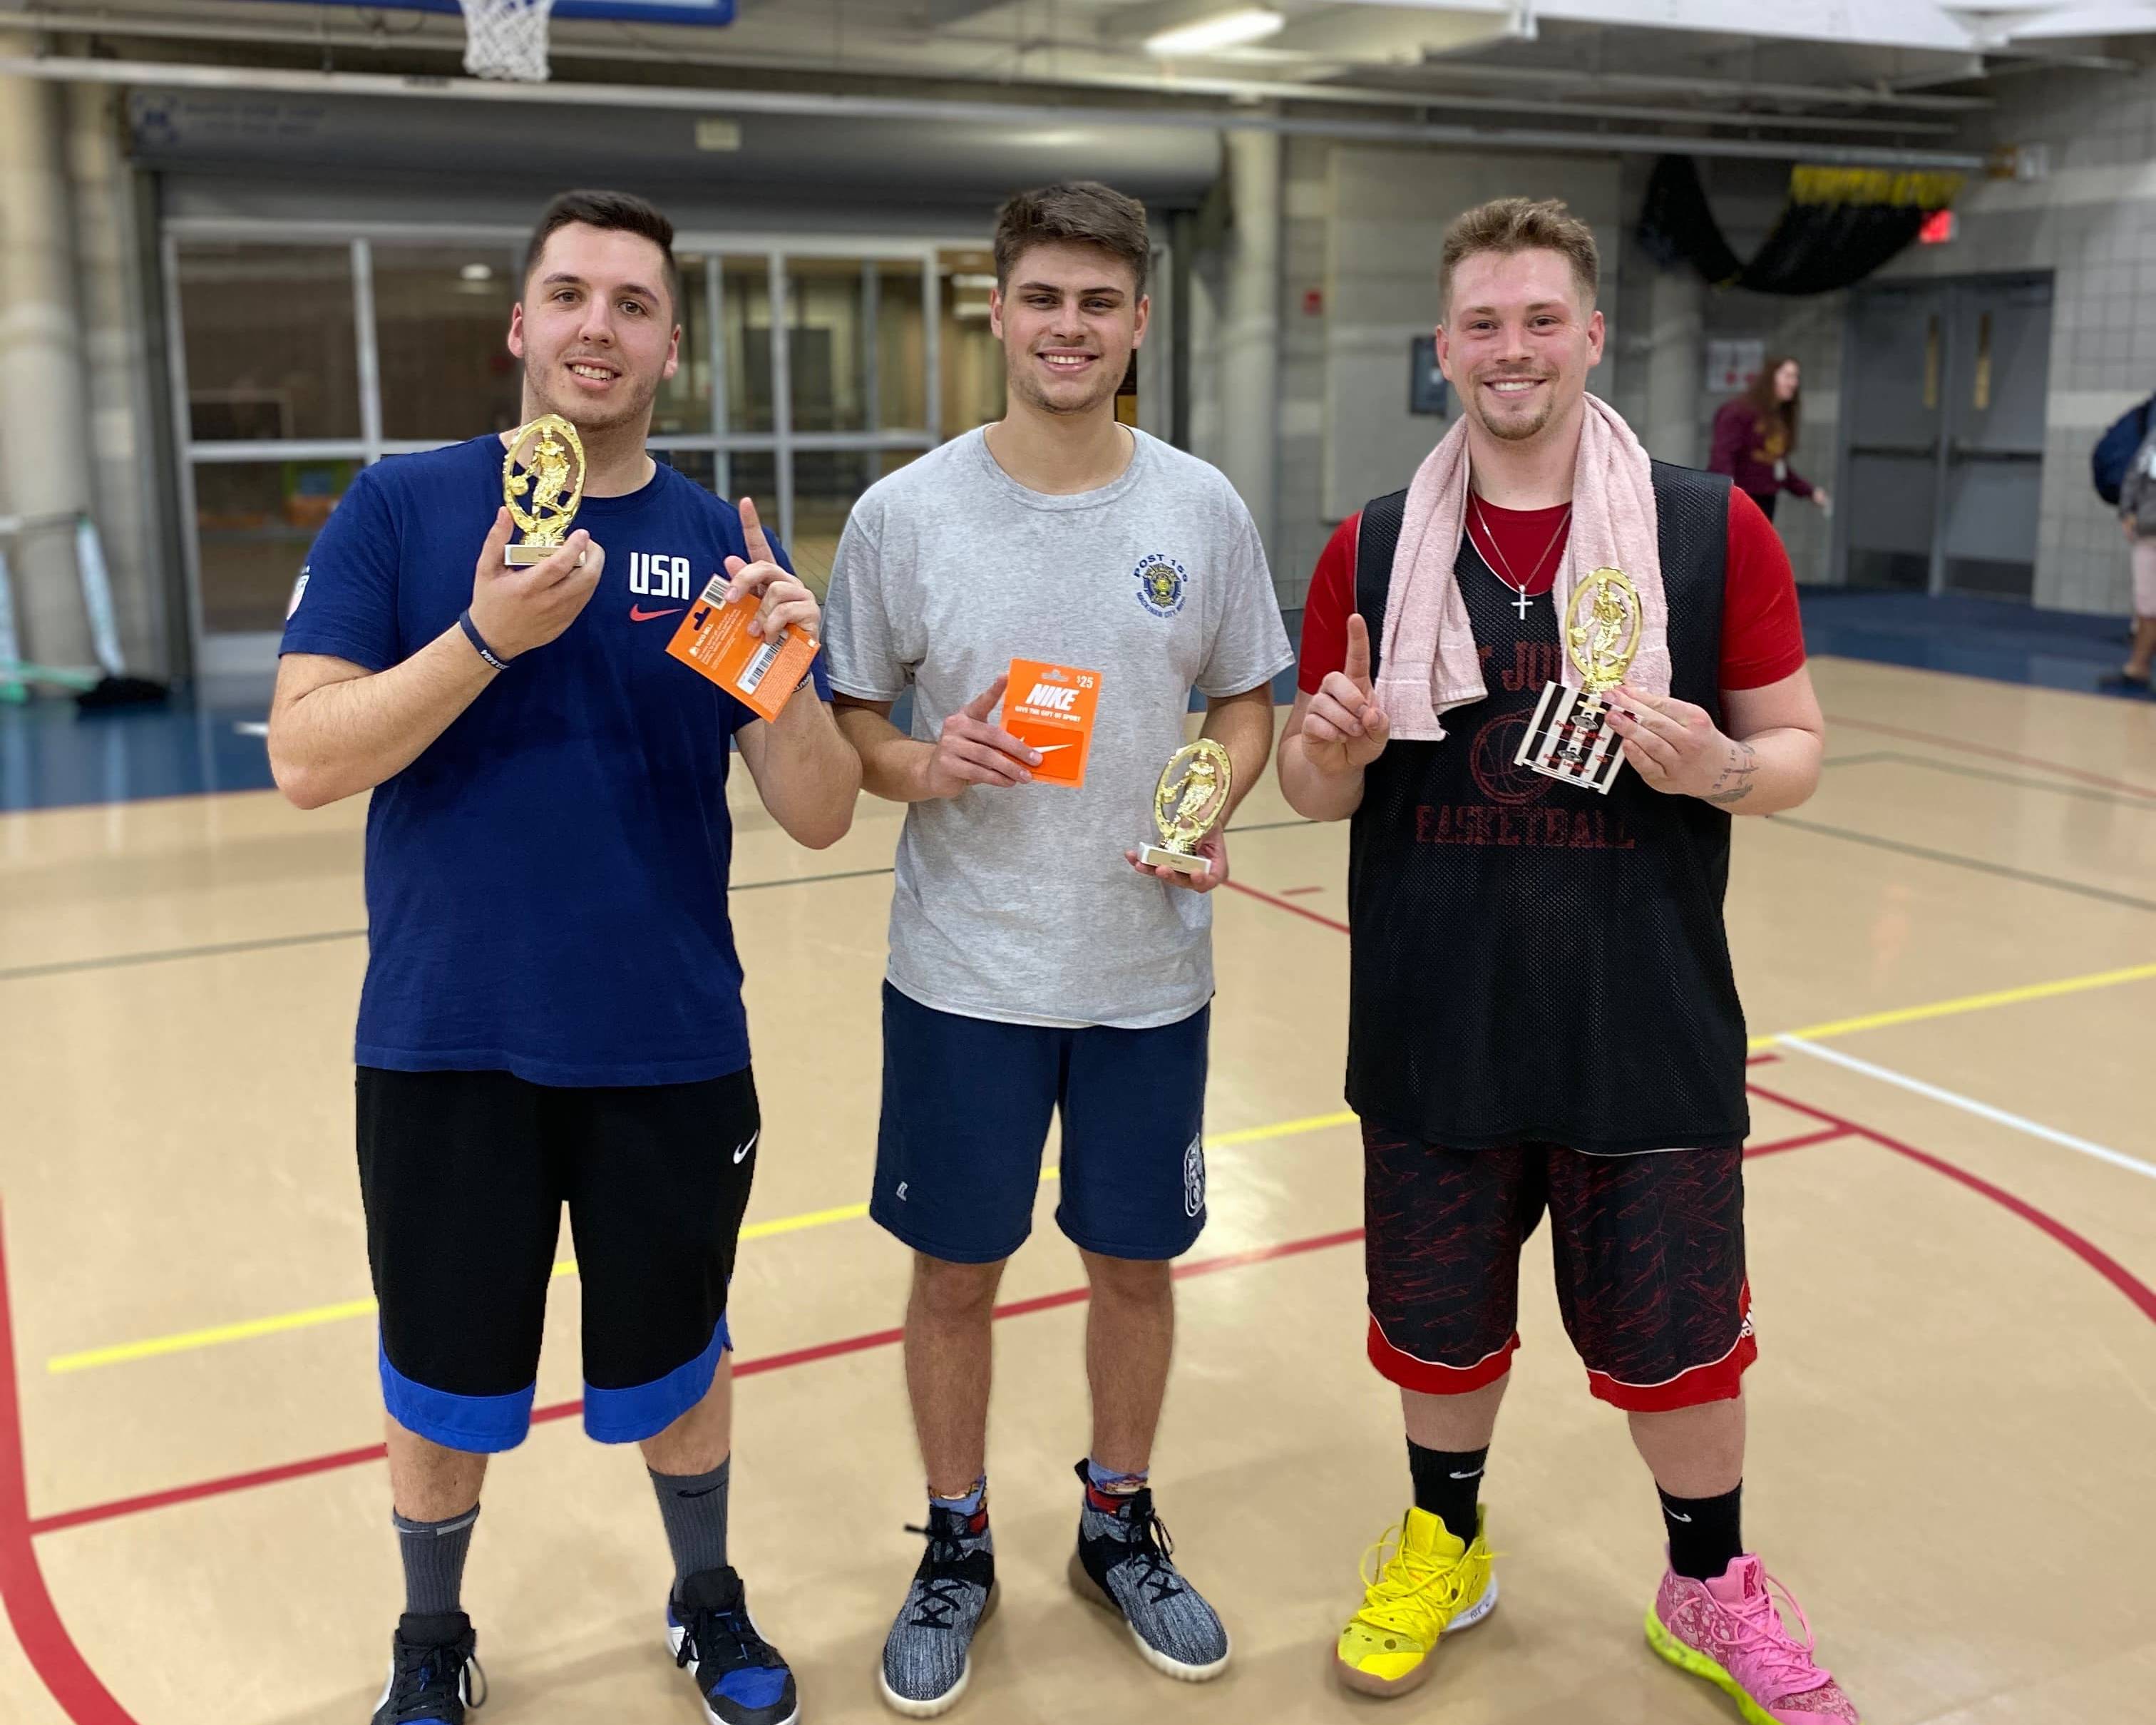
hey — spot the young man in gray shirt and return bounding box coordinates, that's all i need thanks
[823,181,1292,1716]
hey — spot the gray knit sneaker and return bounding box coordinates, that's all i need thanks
[877,1503,997,1717]
[1067,1461,1231,1682]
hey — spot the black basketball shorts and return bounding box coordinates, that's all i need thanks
[356,1065,761,1453]
[1361,1125,1756,1413]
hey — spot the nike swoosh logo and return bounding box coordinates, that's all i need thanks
[1665,1511,1693,1522]
[733,1130,759,1165]
[1449,1469,1483,1480]
[629,604,686,623]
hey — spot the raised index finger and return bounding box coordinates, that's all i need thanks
[1345,613,1373,690]
[737,497,778,569]
[962,673,1009,723]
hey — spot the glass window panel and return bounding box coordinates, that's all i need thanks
[652,257,711,439]
[728,452,777,521]
[787,259,868,434]
[192,458,359,634]
[788,450,872,598]
[877,265,928,431]
[178,245,359,441]
[940,250,1005,439]
[722,259,776,434]
[373,245,521,441]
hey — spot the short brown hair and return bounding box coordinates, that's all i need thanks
[523,188,682,319]
[993,181,1149,297]
[1439,197,1598,319]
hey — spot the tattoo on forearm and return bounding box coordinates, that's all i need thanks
[1703,739,1760,806]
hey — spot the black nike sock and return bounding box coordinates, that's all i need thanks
[1406,1440,1487,1546]
[1658,1482,1743,1582]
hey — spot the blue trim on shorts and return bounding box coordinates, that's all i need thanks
[582,1314,732,1445]
[379,1338,535,1454]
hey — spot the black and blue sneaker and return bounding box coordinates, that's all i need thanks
[666,1565,799,1725]
[371,1612,485,1724]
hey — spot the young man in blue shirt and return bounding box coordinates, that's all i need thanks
[270,190,858,1725]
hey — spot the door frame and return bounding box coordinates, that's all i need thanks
[1832,268,2054,595]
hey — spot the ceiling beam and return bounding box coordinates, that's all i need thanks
[0,51,1990,166]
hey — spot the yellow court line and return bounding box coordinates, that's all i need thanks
[1744,959,2156,1051]
[44,961,2155,1376]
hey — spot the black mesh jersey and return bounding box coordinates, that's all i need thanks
[1345,461,1749,1155]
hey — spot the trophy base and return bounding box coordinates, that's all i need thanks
[1139,844,1212,876]
[1516,682,1626,795]
[504,543,583,568]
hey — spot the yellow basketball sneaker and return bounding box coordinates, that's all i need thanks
[1334,1506,1499,1697]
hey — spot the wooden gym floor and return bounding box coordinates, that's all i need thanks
[1,654,2152,1725]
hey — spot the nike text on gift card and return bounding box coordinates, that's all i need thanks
[1003,658,1102,787]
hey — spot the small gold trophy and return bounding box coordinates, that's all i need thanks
[501,414,587,565]
[1139,739,1234,875]
[1514,566,1643,794]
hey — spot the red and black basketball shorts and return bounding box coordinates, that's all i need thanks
[1361,1125,1756,1413]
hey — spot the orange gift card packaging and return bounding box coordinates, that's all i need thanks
[1004,658,1101,787]
[667,573,821,723]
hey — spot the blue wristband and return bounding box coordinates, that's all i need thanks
[458,608,511,672]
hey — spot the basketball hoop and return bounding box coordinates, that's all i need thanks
[458,0,558,83]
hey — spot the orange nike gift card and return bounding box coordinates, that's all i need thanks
[667,573,820,723]
[1005,658,1101,787]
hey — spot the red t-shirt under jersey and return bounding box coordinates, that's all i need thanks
[1295,486,1807,695]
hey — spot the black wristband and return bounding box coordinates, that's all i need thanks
[458,608,511,672]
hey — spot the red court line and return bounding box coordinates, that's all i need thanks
[1745,1079,2156,1327]
[1221,876,1351,933]
[1825,715,2156,801]
[0,1207,143,1724]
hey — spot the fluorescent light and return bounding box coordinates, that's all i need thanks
[951,273,999,290]
[1143,7,1285,56]
[460,263,494,282]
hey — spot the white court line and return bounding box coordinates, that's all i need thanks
[1778,1035,2156,1183]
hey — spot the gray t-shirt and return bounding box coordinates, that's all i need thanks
[824,427,1293,1029]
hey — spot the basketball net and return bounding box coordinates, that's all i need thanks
[458,0,558,83]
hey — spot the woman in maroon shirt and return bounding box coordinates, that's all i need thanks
[1709,355,1831,524]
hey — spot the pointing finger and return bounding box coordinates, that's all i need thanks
[1345,613,1373,690]
[738,497,778,569]
[962,674,1008,724]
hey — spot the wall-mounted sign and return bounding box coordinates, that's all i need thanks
[1705,338,1765,396]
[1410,335,1449,416]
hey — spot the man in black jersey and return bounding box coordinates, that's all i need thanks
[1278,198,1856,1725]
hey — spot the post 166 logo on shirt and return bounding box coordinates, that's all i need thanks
[1132,553,1189,618]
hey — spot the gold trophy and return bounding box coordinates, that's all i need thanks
[1514,566,1643,794]
[501,414,587,565]
[1139,739,1234,875]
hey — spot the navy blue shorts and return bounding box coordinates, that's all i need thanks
[870,982,1211,1264]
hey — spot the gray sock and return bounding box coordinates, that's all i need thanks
[393,1505,478,1619]
[650,1456,731,1593]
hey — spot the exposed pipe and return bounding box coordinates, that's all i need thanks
[0,53,1989,169]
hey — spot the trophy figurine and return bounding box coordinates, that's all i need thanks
[1514,566,1643,795]
[1139,739,1234,875]
[501,414,587,565]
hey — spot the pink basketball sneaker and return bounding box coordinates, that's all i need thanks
[1646,1555,1858,1724]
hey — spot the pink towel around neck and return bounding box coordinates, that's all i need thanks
[1373,394,1670,742]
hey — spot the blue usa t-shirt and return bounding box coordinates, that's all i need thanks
[281,435,831,1086]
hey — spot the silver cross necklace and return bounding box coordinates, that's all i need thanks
[1469,493,1573,620]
